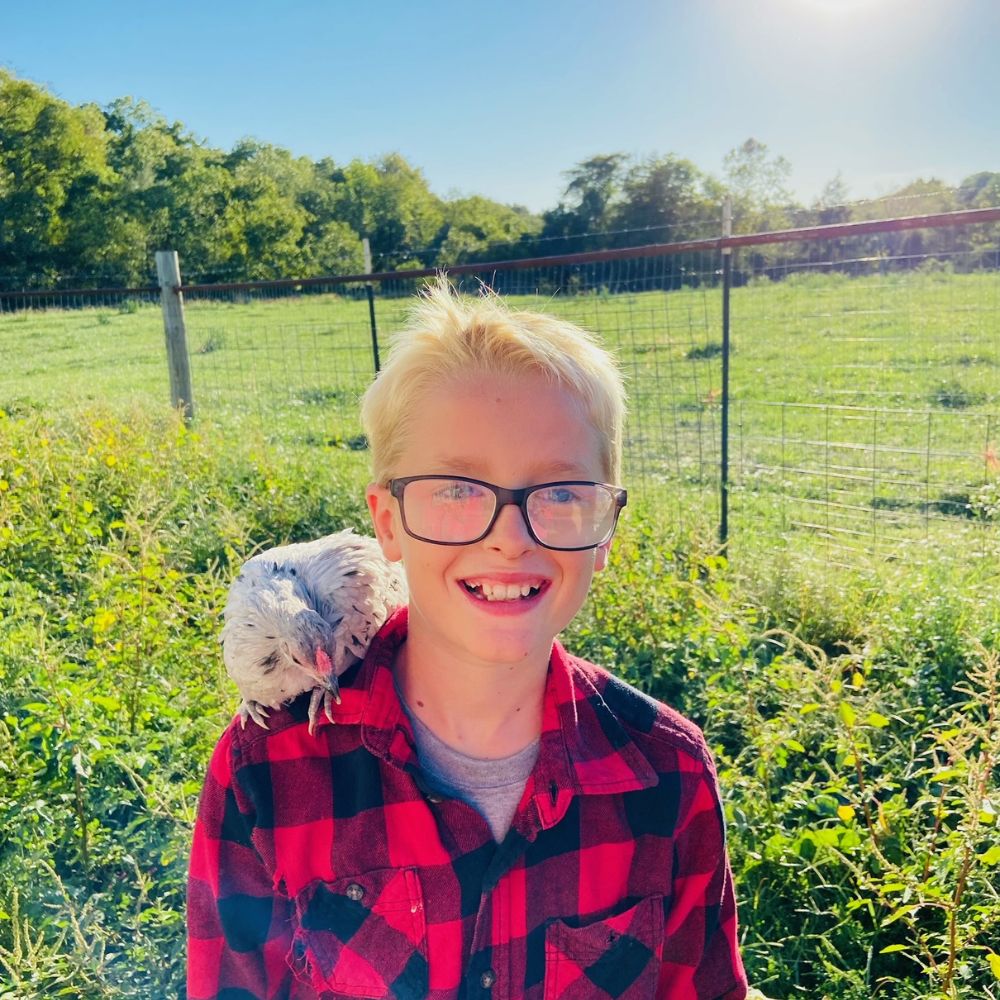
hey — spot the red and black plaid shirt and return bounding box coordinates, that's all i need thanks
[188,608,747,999]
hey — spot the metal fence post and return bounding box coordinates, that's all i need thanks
[362,238,381,374]
[154,250,194,423]
[719,198,733,550]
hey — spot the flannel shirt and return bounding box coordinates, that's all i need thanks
[188,607,747,1000]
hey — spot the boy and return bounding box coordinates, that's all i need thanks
[188,280,748,999]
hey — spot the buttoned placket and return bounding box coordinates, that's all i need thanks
[410,749,574,1000]
[464,779,576,1000]
[347,611,660,999]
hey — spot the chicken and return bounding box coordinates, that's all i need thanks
[220,527,407,734]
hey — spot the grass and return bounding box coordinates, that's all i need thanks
[0,403,997,998]
[3,269,997,569]
[0,269,998,995]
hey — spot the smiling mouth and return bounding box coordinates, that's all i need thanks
[462,580,545,602]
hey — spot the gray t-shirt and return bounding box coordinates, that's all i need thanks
[403,705,539,842]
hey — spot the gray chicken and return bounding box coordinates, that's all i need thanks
[220,527,407,734]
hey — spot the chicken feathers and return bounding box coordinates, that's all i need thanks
[221,527,407,734]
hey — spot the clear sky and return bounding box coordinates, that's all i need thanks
[4,0,998,213]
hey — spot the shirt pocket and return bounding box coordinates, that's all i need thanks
[288,868,428,999]
[543,896,664,1000]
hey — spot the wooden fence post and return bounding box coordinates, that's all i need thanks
[155,250,195,423]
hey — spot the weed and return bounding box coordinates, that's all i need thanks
[296,387,343,405]
[932,380,986,410]
[686,341,725,361]
[1,267,998,995]
[0,405,369,994]
[195,332,225,354]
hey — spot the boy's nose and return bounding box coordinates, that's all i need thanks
[485,501,536,556]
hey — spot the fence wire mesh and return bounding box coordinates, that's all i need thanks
[177,253,724,535]
[729,246,1000,567]
[3,213,998,570]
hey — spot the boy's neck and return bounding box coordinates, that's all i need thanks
[394,632,548,760]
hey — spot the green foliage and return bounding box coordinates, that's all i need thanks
[541,151,722,255]
[932,380,986,410]
[616,153,723,239]
[434,196,543,267]
[723,137,794,233]
[686,341,725,361]
[0,405,368,995]
[1,404,998,996]
[566,516,999,999]
[0,71,115,283]
[3,71,999,289]
[0,74,540,286]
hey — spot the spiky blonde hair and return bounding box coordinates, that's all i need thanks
[360,277,626,486]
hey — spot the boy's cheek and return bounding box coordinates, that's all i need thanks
[366,485,404,562]
[594,540,612,572]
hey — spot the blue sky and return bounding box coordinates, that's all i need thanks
[4,0,998,213]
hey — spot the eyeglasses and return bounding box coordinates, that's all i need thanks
[387,476,627,551]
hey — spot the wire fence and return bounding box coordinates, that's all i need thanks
[2,208,999,571]
[729,245,1000,567]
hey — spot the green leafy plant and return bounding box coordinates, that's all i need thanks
[1,403,997,998]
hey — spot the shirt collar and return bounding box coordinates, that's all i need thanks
[318,606,658,820]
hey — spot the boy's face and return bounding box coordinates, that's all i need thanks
[367,371,612,673]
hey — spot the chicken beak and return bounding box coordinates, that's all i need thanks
[315,648,341,705]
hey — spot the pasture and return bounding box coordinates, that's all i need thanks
[3,267,998,567]
[1,269,999,998]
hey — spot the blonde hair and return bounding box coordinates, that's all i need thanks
[360,278,626,485]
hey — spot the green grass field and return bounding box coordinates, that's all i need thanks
[3,269,998,569]
[2,270,1000,997]
[1,402,998,999]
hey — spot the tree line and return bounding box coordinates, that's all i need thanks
[1,71,998,290]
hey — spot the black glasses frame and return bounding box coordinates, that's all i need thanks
[387,475,628,551]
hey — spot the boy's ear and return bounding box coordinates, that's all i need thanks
[366,484,403,562]
[594,538,613,572]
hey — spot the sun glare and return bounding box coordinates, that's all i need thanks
[786,0,913,29]
[795,0,884,13]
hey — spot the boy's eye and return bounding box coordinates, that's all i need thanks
[535,485,581,505]
[433,480,484,502]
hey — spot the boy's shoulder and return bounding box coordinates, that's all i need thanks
[557,644,714,772]
[219,658,372,764]
[216,694,331,766]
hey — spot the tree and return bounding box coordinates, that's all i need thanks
[722,138,793,233]
[955,172,1000,268]
[4,72,997,290]
[850,179,959,264]
[99,97,197,282]
[325,154,443,270]
[223,141,312,279]
[0,72,113,284]
[434,196,542,266]
[957,171,1000,209]
[563,154,627,229]
[720,138,799,276]
[151,146,242,281]
[541,153,628,250]
[302,219,366,276]
[604,155,723,286]
[813,173,851,225]
[613,154,720,242]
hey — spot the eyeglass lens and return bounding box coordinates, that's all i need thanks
[398,478,619,548]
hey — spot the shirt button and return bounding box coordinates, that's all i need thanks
[346,883,364,901]
[480,969,496,989]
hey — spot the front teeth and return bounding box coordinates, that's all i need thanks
[466,581,540,601]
